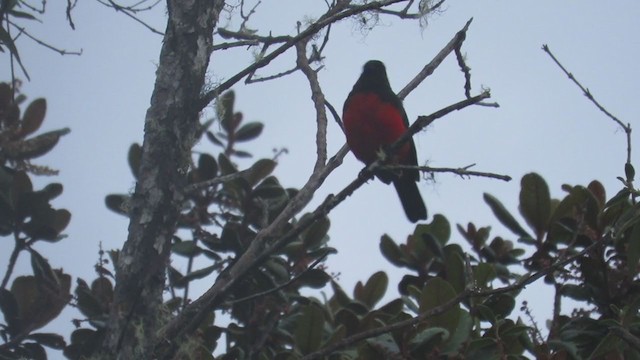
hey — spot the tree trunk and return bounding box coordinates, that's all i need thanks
[98,1,225,358]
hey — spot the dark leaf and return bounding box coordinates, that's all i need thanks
[206,131,224,147]
[625,163,635,182]
[484,193,530,238]
[234,122,264,142]
[518,173,550,239]
[297,269,331,289]
[232,149,252,158]
[182,265,216,282]
[128,143,142,179]
[587,180,606,208]
[302,216,330,249]
[22,342,46,360]
[294,303,324,354]
[172,240,202,257]
[482,294,515,319]
[104,194,130,216]
[218,153,237,175]
[244,158,276,187]
[420,278,460,335]
[0,288,20,335]
[17,98,46,138]
[354,271,388,308]
[197,154,218,180]
[4,128,70,160]
[380,234,408,267]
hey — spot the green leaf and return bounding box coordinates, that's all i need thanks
[206,130,224,147]
[409,327,448,354]
[483,193,531,238]
[379,234,408,267]
[366,333,400,356]
[235,122,264,142]
[297,269,331,289]
[354,271,388,309]
[482,294,515,319]
[473,263,496,289]
[182,265,216,282]
[519,173,551,239]
[172,240,202,257]
[413,214,451,245]
[441,310,472,354]
[444,248,465,294]
[420,278,460,335]
[589,331,622,359]
[626,163,636,181]
[218,153,237,175]
[244,158,276,186]
[302,216,330,249]
[294,303,324,354]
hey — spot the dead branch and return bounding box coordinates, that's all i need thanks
[542,44,632,164]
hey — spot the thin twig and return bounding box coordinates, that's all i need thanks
[542,44,631,164]
[397,18,472,100]
[9,21,82,55]
[97,0,164,35]
[383,164,511,181]
[199,0,408,110]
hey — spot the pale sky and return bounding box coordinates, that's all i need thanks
[2,1,639,356]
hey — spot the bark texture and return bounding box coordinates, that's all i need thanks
[98,1,225,358]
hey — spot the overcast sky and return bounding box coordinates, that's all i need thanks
[2,0,640,352]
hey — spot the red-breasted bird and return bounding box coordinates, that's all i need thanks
[343,60,427,222]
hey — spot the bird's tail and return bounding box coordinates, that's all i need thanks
[393,177,427,223]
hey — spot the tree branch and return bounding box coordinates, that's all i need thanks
[382,163,512,181]
[542,44,631,164]
[199,0,409,110]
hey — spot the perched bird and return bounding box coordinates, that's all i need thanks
[342,60,427,222]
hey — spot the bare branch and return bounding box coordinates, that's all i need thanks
[9,20,82,55]
[96,0,164,35]
[383,163,512,181]
[199,0,409,110]
[217,27,291,43]
[296,39,329,171]
[542,44,632,164]
[397,17,472,100]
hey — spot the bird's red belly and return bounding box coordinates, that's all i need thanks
[343,93,411,164]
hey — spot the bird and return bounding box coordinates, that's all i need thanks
[342,60,427,223]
